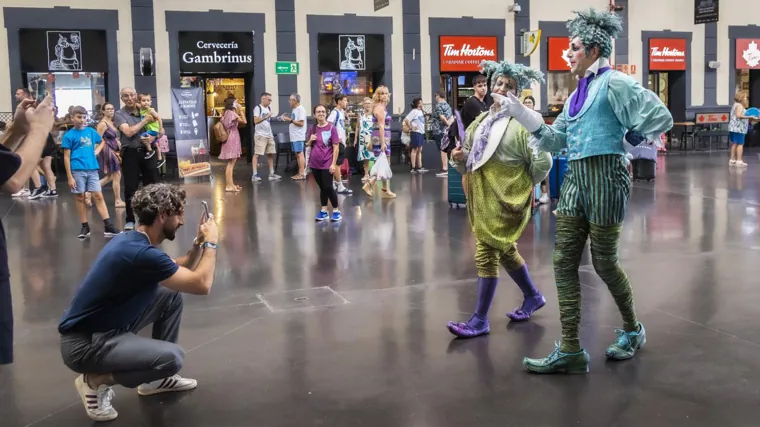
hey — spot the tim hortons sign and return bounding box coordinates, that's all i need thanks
[649,38,687,71]
[439,36,498,72]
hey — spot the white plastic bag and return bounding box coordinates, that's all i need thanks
[370,153,393,180]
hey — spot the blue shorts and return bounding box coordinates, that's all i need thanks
[410,132,425,148]
[729,132,745,145]
[291,140,305,153]
[141,130,159,138]
[72,170,102,194]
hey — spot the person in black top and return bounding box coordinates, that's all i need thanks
[461,74,492,129]
[0,96,57,365]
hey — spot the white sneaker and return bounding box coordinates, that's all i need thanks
[270,173,282,181]
[737,161,748,167]
[11,189,30,197]
[729,160,737,166]
[538,194,550,204]
[75,375,118,422]
[137,374,198,396]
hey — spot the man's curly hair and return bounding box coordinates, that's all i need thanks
[132,183,186,226]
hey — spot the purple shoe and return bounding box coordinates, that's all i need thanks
[447,315,490,338]
[506,295,546,322]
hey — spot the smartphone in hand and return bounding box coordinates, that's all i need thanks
[201,201,210,220]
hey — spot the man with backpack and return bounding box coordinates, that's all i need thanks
[326,94,352,194]
[251,92,280,182]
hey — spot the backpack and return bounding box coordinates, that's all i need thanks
[213,119,228,143]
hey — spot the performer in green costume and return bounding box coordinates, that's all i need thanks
[446,60,552,338]
[497,9,673,373]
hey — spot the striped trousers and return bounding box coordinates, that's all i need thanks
[554,155,638,353]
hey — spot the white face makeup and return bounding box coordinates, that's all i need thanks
[567,36,599,77]
[492,76,518,97]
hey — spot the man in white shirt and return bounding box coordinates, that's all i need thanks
[252,92,280,182]
[281,93,307,180]
[326,94,352,194]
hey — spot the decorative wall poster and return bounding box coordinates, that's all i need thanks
[47,31,83,71]
[170,87,211,179]
[694,0,719,24]
[339,35,366,71]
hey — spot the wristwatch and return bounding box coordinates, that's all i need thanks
[201,241,218,250]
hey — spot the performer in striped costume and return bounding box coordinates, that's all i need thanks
[446,60,552,338]
[496,9,673,373]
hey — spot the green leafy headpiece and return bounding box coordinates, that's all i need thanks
[478,60,545,92]
[567,8,623,58]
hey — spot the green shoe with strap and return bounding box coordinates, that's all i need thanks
[523,340,590,374]
[605,322,646,360]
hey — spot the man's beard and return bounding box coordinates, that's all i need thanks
[163,223,180,241]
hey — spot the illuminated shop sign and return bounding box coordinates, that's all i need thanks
[179,32,253,73]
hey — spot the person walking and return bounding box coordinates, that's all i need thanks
[307,105,342,222]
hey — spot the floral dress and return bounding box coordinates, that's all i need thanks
[371,110,392,158]
[218,109,242,160]
[356,112,375,161]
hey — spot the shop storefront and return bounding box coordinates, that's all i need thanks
[735,38,760,106]
[176,31,254,156]
[438,35,498,110]
[546,36,574,116]
[316,33,386,115]
[18,29,109,116]
[647,37,687,122]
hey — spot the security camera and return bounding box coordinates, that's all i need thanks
[509,3,522,14]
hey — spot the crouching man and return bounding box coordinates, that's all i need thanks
[58,183,219,422]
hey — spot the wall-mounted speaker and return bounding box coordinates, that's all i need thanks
[140,47,154,76]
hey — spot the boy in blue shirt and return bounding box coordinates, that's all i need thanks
[63,106,121,239]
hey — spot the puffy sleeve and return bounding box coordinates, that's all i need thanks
[607,72,673,142]
[511,122,553,185]
[529,109,569,153]
[451,112,486,174]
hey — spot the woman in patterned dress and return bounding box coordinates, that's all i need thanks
[362,86,396,198]
[353,97,375,182]
[219,97,247,192]
[95,103,125,208]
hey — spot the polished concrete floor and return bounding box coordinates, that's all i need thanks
[1,152,759,426]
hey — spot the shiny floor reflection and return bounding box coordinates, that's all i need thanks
[1,153,759,426]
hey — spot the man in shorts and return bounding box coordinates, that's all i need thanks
[281,93,307,179]
[252,92,280,182]
[431,92,454,177]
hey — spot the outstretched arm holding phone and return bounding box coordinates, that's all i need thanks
[173,208,214,270]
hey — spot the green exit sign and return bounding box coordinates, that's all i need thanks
[275,61,299,75]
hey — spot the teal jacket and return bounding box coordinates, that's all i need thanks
[532,70,673,161]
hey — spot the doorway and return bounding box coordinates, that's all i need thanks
[180,73,253,159]
[439,72,488,111]
[648,71,686,122]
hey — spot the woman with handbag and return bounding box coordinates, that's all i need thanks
[219,97,247,192]
[362,86,395,198]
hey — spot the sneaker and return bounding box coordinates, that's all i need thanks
[11,188,30,197]
[157,159,166,169]
[29,187,46,200]
[523,340,591,374]
[78,225,91,239]
[737,161,748,167]
[729,159,737,166]
[104,224,121,237]
[337,186,353,195]
[605,322,646,360]
[411,168,418,174]
[330,211,343,222]
[252,174,262,182]
[42,189,59,198]
[75,375,118,422]
[137,374,198,396]
[315,211,329,222]
[436,170,448,178]
[270,173,282,180]
[538,193,550,204]
[124,222,135,231]
[144,150,156,159]
[418,167,429,173]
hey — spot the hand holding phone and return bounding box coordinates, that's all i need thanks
[201,201,210,220]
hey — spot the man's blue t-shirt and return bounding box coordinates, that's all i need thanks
[61,127,102,171]
[58,232,179,334]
